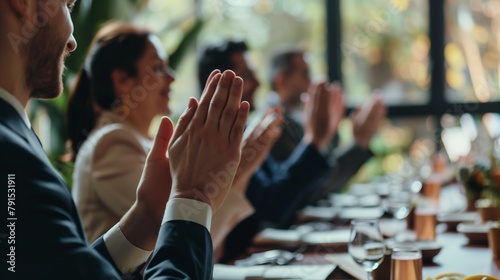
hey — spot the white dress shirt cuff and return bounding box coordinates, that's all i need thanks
[162,198,212,232]
[103,224,152,274]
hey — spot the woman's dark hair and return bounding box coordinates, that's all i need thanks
[66,23,152,159]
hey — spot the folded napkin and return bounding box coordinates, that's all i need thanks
[213,264,337,280]
[325,253,367,280]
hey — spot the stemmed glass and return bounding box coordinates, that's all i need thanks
[386,191,411,220]
[385,190,412,239]
[348,220,386,280]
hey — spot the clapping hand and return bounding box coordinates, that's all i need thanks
[351,91,386,149]
[168,70,250,212]
[232,107,284,194]
[303,81,345,151]
[123,70,249,251]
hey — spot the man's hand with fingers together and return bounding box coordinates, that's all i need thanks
[233,107,284,194]
[120,115,175,251]
[168,70,250,212]
[303,81,345,151]
[352,92,386,149]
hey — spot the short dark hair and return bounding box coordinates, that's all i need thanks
[268,47,305,90]
[197,40,248,93]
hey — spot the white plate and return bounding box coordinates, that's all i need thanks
[299,206,337,221]
[329,193,381,208]
[301,229,351,245]
[358,194,381,207]
[329,194,358,207]
[456,222,490,233]
[349,183,378,195]
[437,212,480,223]
[253,228,303,246]
[385,239,443,261]
[254,228,351,246]
[338,207,384,220]
[456,222,490,244]
[213,264,336,280]
[378,218,407,237]
[437,212,481,231]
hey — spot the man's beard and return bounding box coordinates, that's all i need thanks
[26,21,67,99]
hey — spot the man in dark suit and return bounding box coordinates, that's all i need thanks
[0,1,249,278]
[198,41,345,261]
[267,48,387,203]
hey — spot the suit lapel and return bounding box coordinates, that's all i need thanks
[0,98,31,141]
[26,126,51,163]
[0,99,88,240]
[0,99,53,166]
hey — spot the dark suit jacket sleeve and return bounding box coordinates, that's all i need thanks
[0,115,212,280]
[144,221,213,280]
[307,143,373,203]
[2,152,212,280]
[246,142,331,226]
[0,137,122,280]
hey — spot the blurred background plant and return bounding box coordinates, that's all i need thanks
[458,158,500,209]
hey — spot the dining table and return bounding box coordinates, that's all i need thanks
[223,182,500,279]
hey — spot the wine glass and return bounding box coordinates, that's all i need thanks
[383,189,412,240]
[386,191,411,220]
[348,220,386,280]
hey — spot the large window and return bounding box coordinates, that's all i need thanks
[328,0,500,180]
[338,116,437,181]
[38,0,500,182]
[330,0,500,124]
[132,0,500,181]
[341,0,430,106]
[445,0,500,103]
[133,0,479,181]
[134,0,326,116]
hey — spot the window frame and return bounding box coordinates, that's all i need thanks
[326,0,500,139]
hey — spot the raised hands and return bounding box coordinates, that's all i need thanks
[121,70,248,251]
[232,107,284,194]
[302,81,345,151]
[168,70,250,212]
[351,92,386,149]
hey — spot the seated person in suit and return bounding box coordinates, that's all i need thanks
[0,0,249,278]
[198,41,345,261]
[267,47,387,202]
[66,23,269,260]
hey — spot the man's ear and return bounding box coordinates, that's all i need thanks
[8,0,34,19]
[111,69,134,97]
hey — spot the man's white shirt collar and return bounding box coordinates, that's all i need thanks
[0,87,31,128]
